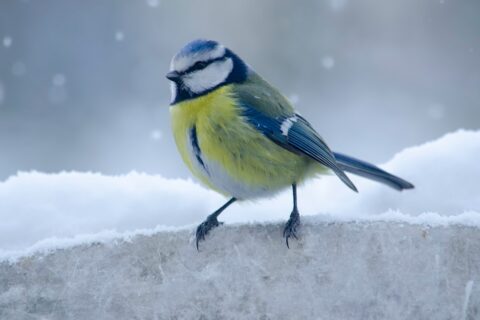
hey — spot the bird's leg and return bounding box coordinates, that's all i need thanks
[196,197,236,250]
[283,184,300,248]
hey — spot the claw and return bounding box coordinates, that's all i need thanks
[283,210,300,248]
[195,216,222,250]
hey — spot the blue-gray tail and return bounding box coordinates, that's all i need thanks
[333,152,414,191]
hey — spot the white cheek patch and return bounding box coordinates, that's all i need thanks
[170,82,177,104]
[171,45,226,73]
[182,58,233,94]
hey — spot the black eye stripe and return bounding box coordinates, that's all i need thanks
[193,61,207,69]
[179,56,226,75]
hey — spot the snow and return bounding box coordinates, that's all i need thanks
[48,75,68,103]
[0,172,218,253]
[0,225,187,263]
[463,280,475,320]
[327,0,348,12]
[114,31,124,42]
[146,0,160,8]
[150,129,163,141]
[1,221,479,319]
[321,55,335,69]
[303,129,480,217]
[0,129,479,259]
[1,129,480,319]
[2,36,12,48]
[52,73,66,86]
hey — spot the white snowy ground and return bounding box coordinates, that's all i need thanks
[1,130,480,319]
[0,129,479,257]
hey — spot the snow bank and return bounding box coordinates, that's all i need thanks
[0,129,479,256]
[0,172,219,252]
[303,129,480,217]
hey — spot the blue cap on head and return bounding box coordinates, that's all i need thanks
[178,39,220,57]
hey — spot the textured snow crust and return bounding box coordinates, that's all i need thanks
[1,222,479,320]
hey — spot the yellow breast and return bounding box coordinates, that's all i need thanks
[170,85,312,199]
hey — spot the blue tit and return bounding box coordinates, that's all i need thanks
[166,39,414,249]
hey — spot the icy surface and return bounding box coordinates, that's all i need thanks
[0,129,479,255]
[1,221,479,320]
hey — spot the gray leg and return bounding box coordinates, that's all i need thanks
[196,197,236,250]
[283,184,300,248]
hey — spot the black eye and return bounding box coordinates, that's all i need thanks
[194,61,208,69]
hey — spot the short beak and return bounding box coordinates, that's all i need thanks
[166,71,181,81]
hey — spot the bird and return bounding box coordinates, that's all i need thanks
[166,39,414,249]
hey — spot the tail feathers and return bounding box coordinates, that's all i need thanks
[333,152,414,191]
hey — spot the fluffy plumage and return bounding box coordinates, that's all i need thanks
[167,39,414,248]
[170,84,313,199]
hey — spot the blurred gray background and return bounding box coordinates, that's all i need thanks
[0,0,479,180]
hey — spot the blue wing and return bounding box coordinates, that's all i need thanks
[241,106,358,192]
[332,152,414,191]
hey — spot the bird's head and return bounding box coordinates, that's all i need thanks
[166,39,249,105]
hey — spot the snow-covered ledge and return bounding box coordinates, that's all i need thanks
[1,130,479,319]
[1,218,479,320]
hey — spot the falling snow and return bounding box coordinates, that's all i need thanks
[327,0,348,12]
[49,74,68,104]
[146,0,160,8]
[2,36,12,48]
[321,56,335,69]
[150,129,163,141]
[52,74,66,87]
[115,31,124,42]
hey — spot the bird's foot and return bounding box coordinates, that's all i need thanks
[196,215,223,250]
[283,209,300,248]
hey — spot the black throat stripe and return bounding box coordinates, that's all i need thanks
[189,126,207,172]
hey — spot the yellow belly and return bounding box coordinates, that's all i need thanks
[170,85,315,199]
